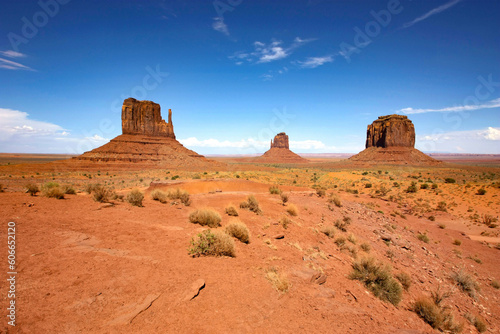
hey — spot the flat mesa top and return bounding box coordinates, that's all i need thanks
[376,114,409,121]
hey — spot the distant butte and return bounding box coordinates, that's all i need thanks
[73,98,220,167]
[349,114,441,165]
[255,132,308,163]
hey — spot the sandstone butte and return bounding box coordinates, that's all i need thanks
[349,114,441,165]
[255,132,309,163]
[72,98,219,168]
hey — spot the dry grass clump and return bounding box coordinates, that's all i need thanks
[482,214,498,228]
[320,225,336,238]
[491,279,500,289]
[328,194,342,207]
[465,313,487,333]
[41,182,64,199]
[417,233,430,243]
[334,236,346,247]
[395,272,412,291]
[225,220,250,244]
[451,269,480,299]
[453,239,462,246]
[225,205,239,216]
[412,289,463,333]
[279,216,292,229]
[126,189,144,207]
[240,195,262,214]
[316,187,326,197]
[280,192,289,205]
[84,183,99,194]
[92,184,115,203]
[188,229,235,257]
[349,257,402,306]
[150,189,168,203]
[286,204,298,216]
[334,217,350,232]
[269,186,282,194]
[167,188,191,206]
[189,208,222,228]
[61,184,76,195]
[0,184,4,192]
[24,183,39,196]
[347,233,357,244]
[265,267,290,293]
[360,242,371,252]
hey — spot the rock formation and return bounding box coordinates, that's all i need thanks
[73,98,219,168]
[349,114,440,165]
[365,115,415,148]
[255,133,308,163]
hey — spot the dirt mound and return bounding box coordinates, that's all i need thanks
[348,147,441,166]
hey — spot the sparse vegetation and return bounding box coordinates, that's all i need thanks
[453,239,462,246]
[0,184,3,192]
[279,216,291,229]
[395,272,412,291]
[347,233,357,244]
[316,187,326,197]
[436,201,448,212]
[269,186,281,195]
[412,293,462,333]
[265,267,290,293]
[482,214,498,228]
[188,229,235,257]
[465,313,487,333]
[240,195,262,214]
[126,189,144,207]
[406,182,418,193]
[476,188,486,195]
[334,218,350,232]
[61,184,76,195]
[225,205,239,216]
[92,185,115,203]
[360,242,371,252]
[451,268,480,299]
[320,225,336,238]
[444,178,456,184]
[491,279,500,289]
[417,233,430,243]
[25,183,39,196]
[328,194,342,207]
[41,182,64,199]
[167,188,191,206]
[286,204,298,216]
[349,257,402,306]
[189,208,221,228]
[280,192,289,205]
[334,236,346,247]
[225,220,250,243]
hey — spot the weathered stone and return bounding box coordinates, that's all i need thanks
[270,132,289,149]
[122,98,175,138]
[365,114,415,148]
[183,279,205,301]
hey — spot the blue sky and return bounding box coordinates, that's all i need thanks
[1,0,499,154]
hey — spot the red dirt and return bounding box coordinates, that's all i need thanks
[348,147,441,166]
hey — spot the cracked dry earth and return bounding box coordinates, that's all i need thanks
[1,179,499,333]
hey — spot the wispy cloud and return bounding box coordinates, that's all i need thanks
[212,17,229,36]
[402,0,462,29]
[417,127,500,153]
[0,50,26,58]
[180,137,332,151]
[398,98,500,115]
[230,37,315,65]
[295,55,334,68]
[0,50,33,71]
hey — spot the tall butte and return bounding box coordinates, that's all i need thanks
[255,132,308,163]
[349,114,440,165]
[74,98,219,167]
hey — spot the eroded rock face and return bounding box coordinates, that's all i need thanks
[271,132,289,149]
[122,98,175,138]
[365,114,415,148]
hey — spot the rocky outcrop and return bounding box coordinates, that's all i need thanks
[122,98,175,138]
[271,132,289,149]
[365,114,415,148]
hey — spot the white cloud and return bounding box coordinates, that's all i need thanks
[0,50,26,58]
[0,108,64,140]
[416,127,500,153]
[290,140,329,150]
[0,57,34,71]
[402,0,462,29]
[398,98,500,114]
[483,127,500,141]
[295,55,334,68]
[212,17,229,36]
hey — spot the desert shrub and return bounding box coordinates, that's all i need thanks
[453,239,462,246]
[189,208,221,227]
[406,182,418,193]
[431,183,438,189]
[365,183,372,188]
[482,214,498,228]
[412,296,462,332]
[395,272,412,291]
[280,192,289,205]
[92,185,114,203]
[470,315,487,333]
[417,233,430,243]
[265,267,290,293]
[451,269,480,299]
[420,183,429,189]
[436,201,448,212]
[328,194,342,207]
[321,225,336,238]
[444,178,456,184]
[334,236,346,247]
[491,280,500,289]
[316,187,326,197]
[279,216,291,229]
[360,242,371,252]
[41,182,64,199]
[84,183,98,194]
[428,215,435,221]
[437,223,446,229]
[476,188,486,195]
[286,204,298,216]
[225,220,250,243]
[225,205,239,216]
[269,186,281,195]
[126,189,144,207]
[188,229,235,257]
[150,189,168,203]
[240,195,261,214]
[349,257,402,305]
[347,233,357,244]
[25,183,39,196]
[167,188,190,206]
[0,184,4,192]
[61,184,76,195]
[334,218,349,232]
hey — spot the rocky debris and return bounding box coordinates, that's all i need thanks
[184,279,205,301]
[270,132,289,149]
[122,98,175,138]
[274,234,285,239]
[310,272,327,285]
[366,114,415,148]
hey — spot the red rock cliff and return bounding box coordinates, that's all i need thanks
[365,114,415,148]
[121,98,175,138]
[270,132,289,149]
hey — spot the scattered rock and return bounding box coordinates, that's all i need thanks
[310,272,327,285]
[184,279,205,301]
[274,234,285,239]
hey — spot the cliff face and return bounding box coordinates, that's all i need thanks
[365,114,415,148]
[121,98,175,138]
[271,132,289,149]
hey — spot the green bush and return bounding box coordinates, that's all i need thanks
[41,182,64,199]
[189,230,235,257]
[269,186,282,195]
[126,189,144,207]
[349,257,402,305]
[225,220,250,244]
[365,183,372,188]
[189,209,221,227]
[420,183,429,189]
[406,182,418,193]
[476,188,486,195]
[444,178,456,184]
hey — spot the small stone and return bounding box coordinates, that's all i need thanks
[184,279,205,301]
[274,234,285,239]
